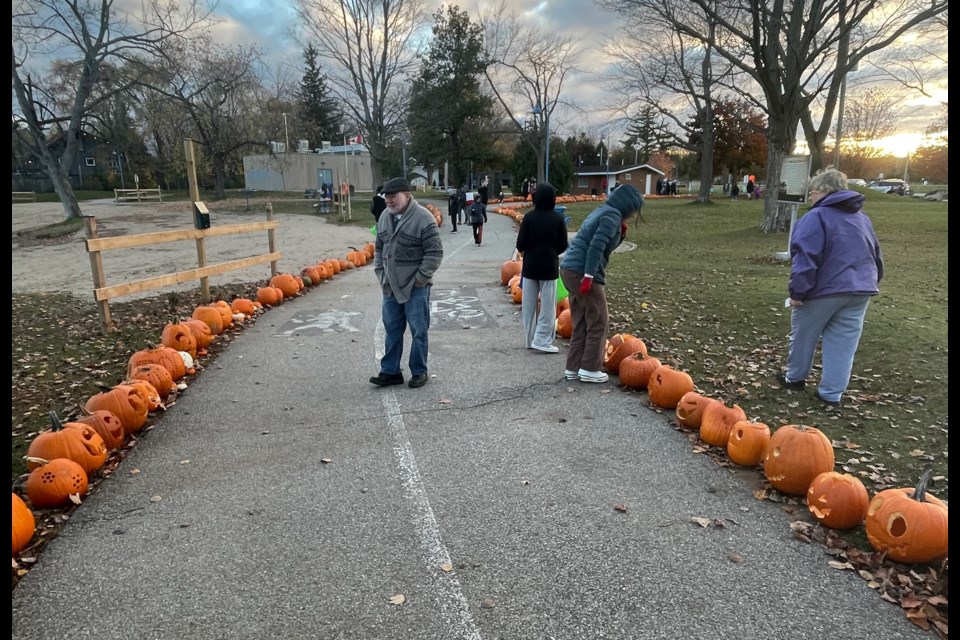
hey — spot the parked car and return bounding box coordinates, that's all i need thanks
[868,179,911,196]
[848,178,867,187]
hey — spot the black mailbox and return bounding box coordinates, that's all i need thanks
[193,201,210,229]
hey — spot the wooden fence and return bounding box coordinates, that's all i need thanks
[84,208,280,334]
[12,191,37,202]
[114,188,163,203]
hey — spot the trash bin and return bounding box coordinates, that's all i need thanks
[554,206,570,228]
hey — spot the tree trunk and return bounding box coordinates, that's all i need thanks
[50,170,84,220]
[212,155,228,200]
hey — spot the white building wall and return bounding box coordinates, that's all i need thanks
[242,152,374,193]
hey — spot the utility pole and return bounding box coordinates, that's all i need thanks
[282,113,290,153]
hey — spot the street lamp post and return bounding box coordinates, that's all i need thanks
[112,150,125,189]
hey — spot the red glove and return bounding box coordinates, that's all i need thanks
[620,221,628,242]
[579,276,594,294]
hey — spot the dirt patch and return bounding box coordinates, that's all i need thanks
[12,199,376,299]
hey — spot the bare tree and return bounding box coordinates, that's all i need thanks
[12,0,212,220]
[479,0,584,185]
[291,0,430,188]
[149,40,265,199]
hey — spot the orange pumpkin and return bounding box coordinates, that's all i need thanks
[699,401,748,448]
[647,365,695,409]
[231,297,258,316]
[674,391,718,429]
[301,266,320,285]
[807,471,870,530]
[211,300,234,329]
[12,492,35,554]
[271,273,301,297]
[726,419,771,466]
[26,413,107,477]
[25,458,89,509]
[762,425,835,496]
[500,259,522,285]
[556,297,570,315]
[181,318,214,354]
[191,305,224,335]
[618,353,662,389]
[84,385,150,435]
[510,281,522,304]
[603,334,648,374]
[256,285,284,306]
[121,380,163,412]
[75,408,126,450]
[128,363,175,399]
[864,469,948,563]
[556,309,572,339]
[127,344,186,381]
[161,319,198,359]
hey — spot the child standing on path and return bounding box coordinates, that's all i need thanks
[469,199,488,246]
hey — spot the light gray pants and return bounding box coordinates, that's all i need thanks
[521,277,558,349]
[786,294,872,402]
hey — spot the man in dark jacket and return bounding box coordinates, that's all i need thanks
[370,185,387,222]
[515,182,569,353]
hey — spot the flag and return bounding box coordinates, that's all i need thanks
[347,134,363,145]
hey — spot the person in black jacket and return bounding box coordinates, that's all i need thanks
[515,182,569,353]
[370,186,387,222]
[468,199,487,246]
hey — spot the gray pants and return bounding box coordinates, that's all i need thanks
[521,277,558,349]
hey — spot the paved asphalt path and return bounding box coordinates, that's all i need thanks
[11,200,929,640]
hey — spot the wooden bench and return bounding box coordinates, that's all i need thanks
[114,188,163,204]
[12,191,36,203]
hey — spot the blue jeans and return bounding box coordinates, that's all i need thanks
[380,285,432,377]
[786,294,872,402]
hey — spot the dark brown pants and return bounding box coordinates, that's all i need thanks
[560,268,608,372]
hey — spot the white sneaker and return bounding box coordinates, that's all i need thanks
[578,369,609,383]
[564,370,579,380]
[532,344,559,353]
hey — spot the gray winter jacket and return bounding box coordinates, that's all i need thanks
[559,185,644,284]
[373,197,444,303]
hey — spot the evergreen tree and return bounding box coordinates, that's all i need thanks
[623,107,670,164]
[406,5,494,186]
[296,44,343,148]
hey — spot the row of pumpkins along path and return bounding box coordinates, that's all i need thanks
[12,243,377,571]
[498,256,947,563]
[497,256,947,631]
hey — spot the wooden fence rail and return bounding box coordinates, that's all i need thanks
[12,191,37,202]
[84,208,280,334]
[114,188,163,203]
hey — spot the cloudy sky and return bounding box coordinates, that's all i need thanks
[205,1,945,156]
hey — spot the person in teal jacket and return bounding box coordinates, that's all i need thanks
[559,184,644,383]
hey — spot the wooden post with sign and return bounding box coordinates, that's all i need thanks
[184,138,210,300]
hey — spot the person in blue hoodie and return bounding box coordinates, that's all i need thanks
[559,184,644,383]
[776,169,883,407]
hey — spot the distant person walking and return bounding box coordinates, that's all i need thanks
[468,198,488,246]
[559,184,644,383]
[370,177,444,389]
[370,185,387,222]
[776,170,883,407]
[515,182,569,353]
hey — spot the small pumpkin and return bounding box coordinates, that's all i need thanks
[647,365,695,409]
[618,353,662,390]
[556,297,570,315]
[127,344,187,381]
[121,380,163,412]
[25,457,89,509]
[726,419,771,467]
[211,300,234,329]
[699,400,747,448]
[256,285,284,306]
[128,363,175,399]
[762,424,835,496]
[500,259,522,285]
[807,471,870,530]
[230,297,258,316]
[180,318,214,355]
[603,334,648,375]
[26,412,108,476]
[12,492,36,554]
[270,273,301,298]
[510,281,522,304]
[556,309,572,339]
[191,305,224,335]
[301,266,320,285]
[161,319,198,358]
[75,407,126,450]
[674,391,719,429]
[864,468,948,564]
[84,385,150,435]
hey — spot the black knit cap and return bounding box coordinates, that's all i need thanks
[382,177,411,194]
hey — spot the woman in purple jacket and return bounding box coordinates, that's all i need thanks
[777,170,884,407]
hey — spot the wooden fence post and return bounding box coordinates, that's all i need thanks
[184,138,210,301]
[83,214,114,335]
